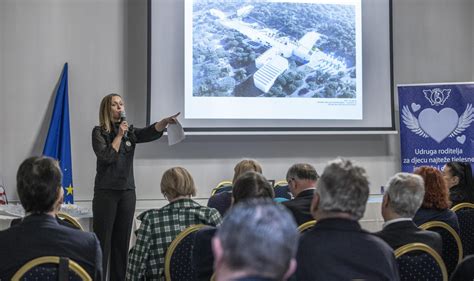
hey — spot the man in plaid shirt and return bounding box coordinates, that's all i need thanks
[126,167,222,280]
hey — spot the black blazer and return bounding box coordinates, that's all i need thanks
[296,218,399,281]
[374,220,443,255]
[413,207,460,234]
[282,189,314,226]
[451,255,474,281]
[10,215,80,229]
[0,214,102,280]
[92,124,162,190]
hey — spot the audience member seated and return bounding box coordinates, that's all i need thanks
[443,161,474,206]
[375,172,442,255]
[413,166,460,233]
[207,159,263,216]
[193,171,275,281]
[126,167,222,280]
[282,163,319,225]
[212,198,298,281]
[296,158,400,281]
[0,156,102,280]
[450,254,474,281]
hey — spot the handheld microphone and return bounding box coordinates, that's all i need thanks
[119,111,128,137]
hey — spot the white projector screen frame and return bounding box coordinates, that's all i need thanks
[148,0,395,134]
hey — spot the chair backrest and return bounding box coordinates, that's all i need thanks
[297,220,317,233]
[57,212,84,230]
[207,191,232,216]
[274,180,292,200]
[451,203,474,256]
[394,242,448,281]
[11,256,92,281]
[165,224,206,281]
[211,181,233,196]
[420,221,463,276]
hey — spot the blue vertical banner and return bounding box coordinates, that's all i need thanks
[43,63,74,204]
[398,83,474,172]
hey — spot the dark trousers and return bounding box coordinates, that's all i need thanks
[93,189,136,281]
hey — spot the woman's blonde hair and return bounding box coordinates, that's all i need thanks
[161,167,197,200]
[232,159,263,184]
[99,93,121,133]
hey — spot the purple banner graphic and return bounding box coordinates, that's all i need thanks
[398,83,474,172]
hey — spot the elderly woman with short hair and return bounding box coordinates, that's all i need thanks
[126,167,222,281]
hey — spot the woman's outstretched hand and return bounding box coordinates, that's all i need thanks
[155,112,180,132]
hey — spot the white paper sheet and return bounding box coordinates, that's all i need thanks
[167,121,185,146]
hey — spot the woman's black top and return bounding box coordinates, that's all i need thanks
[92,123,162,190]
[450,184,474,207]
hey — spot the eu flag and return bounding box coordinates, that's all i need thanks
[43,63,74,204]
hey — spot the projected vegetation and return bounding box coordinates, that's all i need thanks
[192,0,358,98]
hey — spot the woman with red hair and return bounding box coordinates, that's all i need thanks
[412,166,460,233]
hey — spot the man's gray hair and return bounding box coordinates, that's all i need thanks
[286,163,319,181]
[385,172,425,218]
[316,158,369,220]
[216,198,298,280]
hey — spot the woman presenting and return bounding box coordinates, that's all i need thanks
[92,93,178,281]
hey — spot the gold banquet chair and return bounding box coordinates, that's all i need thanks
[165,224,206,281]
[274,180,292,200]
[297,220,317,233]
[451,203,474,256]
[420,221,463,276]
[394,243,448,281]
[210,180,233,196]
[12,256,92,281]
[57,211,84,231]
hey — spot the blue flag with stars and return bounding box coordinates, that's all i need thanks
[43,63,74,204]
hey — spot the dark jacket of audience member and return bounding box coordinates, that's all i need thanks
[375,173,442,255]
[282,163,318,226]
[193,171,275,281]
[443,162,474,206]
[296,158,399,281]
[10,215,80,229]
[412,166,460,233]
[0,214,102,279]
[450,255,474,281]
[0,156,102,280]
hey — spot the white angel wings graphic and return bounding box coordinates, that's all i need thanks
[401,105,429,138]
[402,104,474,139]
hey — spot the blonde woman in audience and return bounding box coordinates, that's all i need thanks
[207,159,263,215]
[126,167,222,281]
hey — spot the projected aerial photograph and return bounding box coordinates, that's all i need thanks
[192,0,358,98]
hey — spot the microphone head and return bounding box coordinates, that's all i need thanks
[120,111,127,122]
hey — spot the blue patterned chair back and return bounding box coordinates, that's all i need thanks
[452,203,474,256]
[420,221,463,276]
[165,224,206,281]
[274,180,292,200]
[211,181,233,196]
[12,256,92,281]
[207,191,232,216]
[395,243,448,281]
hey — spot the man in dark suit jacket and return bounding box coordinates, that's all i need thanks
[282,163,318,226]
[375,172,442,255]
[296,158,399,281]
[0,156,102,280]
